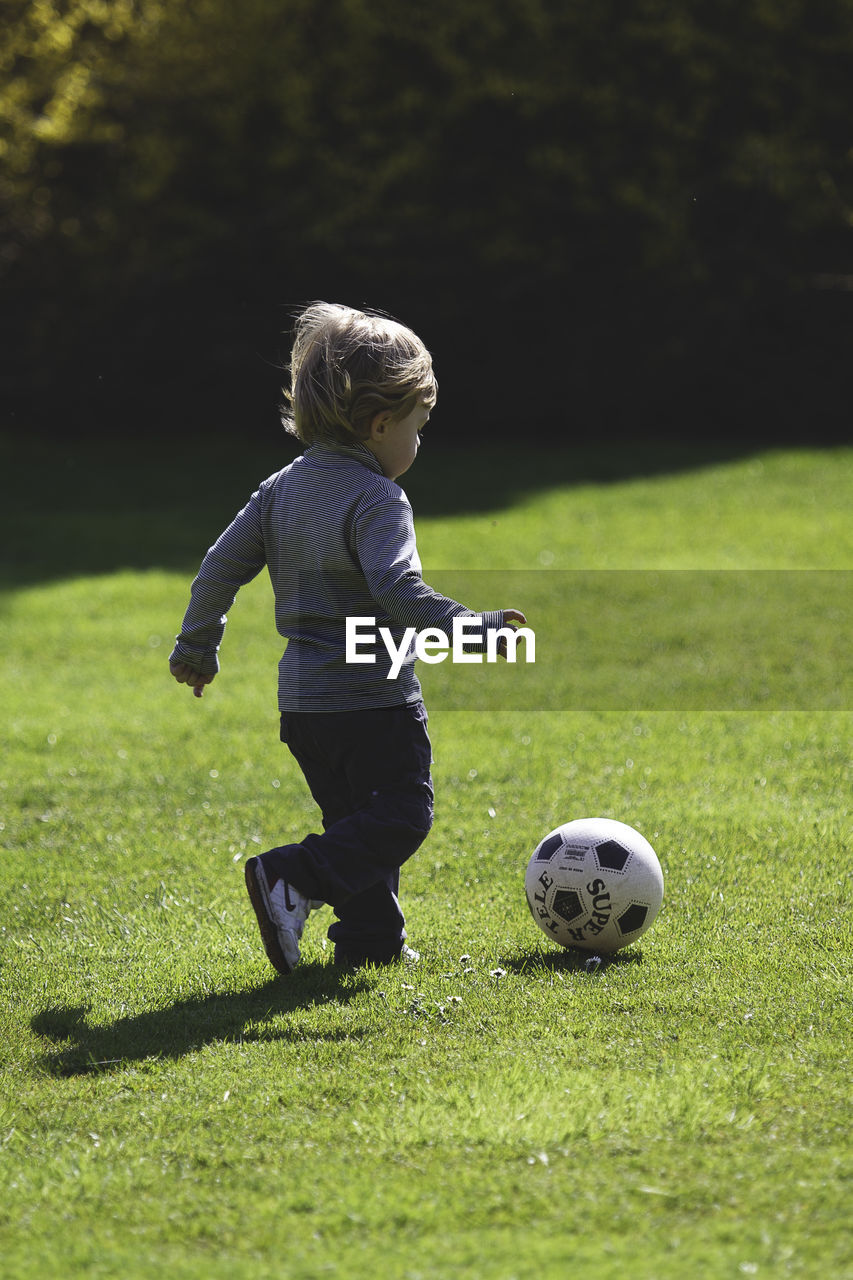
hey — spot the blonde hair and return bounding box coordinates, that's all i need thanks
[281,302,438,445]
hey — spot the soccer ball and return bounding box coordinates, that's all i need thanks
[525,817,664,954]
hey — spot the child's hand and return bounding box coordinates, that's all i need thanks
[170,660,215,698]
[497,609,528,659]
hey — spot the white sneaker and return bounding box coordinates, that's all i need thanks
[245,854,320,975]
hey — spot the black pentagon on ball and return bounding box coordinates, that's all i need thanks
[552,889,585,924]
[616,903,649,934]
[535,833,564,862]
[594,839,631,872]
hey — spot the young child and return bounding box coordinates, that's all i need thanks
[170,302,525,974]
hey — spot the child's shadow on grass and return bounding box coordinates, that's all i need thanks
[31,963,371,1077]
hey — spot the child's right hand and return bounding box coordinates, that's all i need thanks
[497,609,528,659]
[170,660,215,698]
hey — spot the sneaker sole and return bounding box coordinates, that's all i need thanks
[245,857,293,976]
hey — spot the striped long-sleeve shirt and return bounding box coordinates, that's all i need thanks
[171,440,505,711]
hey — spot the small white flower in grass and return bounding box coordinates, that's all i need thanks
[490,968,507,980]
[223,1090,230,1103]
[459,954,471,964]
[448,995,462,1004]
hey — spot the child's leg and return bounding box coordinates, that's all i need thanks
[328,872,406,965]
[271,702,433,962]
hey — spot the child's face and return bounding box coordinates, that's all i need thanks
[366,401,430,481]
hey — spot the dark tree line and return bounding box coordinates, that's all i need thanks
[2,0,852,440]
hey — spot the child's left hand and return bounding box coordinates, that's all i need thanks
[170,660,215,698]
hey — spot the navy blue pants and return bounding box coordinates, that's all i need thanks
[267,701,433,965]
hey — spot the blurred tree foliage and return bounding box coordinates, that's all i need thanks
[2,0,852,436]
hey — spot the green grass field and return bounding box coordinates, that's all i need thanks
[1,440,851,1279]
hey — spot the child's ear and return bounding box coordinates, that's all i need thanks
[369,411,393,440]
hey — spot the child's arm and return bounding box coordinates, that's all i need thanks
[169,485,267,695]
[354,494,521,645]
